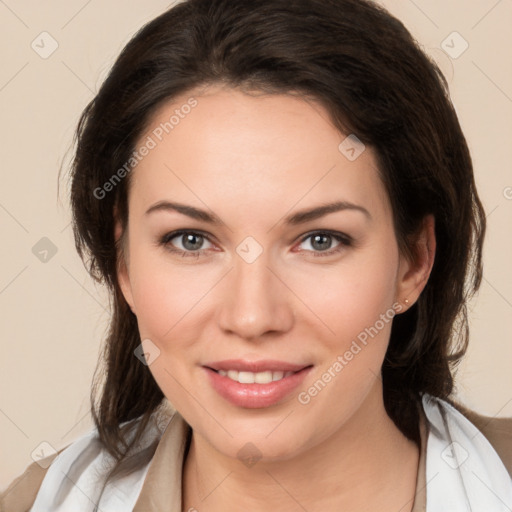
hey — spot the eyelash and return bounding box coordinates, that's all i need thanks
[158,229,353,258]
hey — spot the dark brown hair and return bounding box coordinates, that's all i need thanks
[66,0,485,485]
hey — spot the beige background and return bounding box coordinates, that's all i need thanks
[1,0,511,489]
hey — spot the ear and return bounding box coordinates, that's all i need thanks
[395,214,436,311]
[114,210,136,315]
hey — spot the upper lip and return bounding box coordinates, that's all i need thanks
[204,359,311,373]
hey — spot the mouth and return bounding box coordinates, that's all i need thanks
[209,368,300,384]
[202,360,314,408]
[204,359,311,383]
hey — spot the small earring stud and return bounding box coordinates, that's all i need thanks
[404,298,410,305]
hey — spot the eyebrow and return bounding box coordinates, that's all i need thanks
[145,200,371,225]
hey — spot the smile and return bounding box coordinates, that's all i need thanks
[203,361,314,408]
[216,369,296,384]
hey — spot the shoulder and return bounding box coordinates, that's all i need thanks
[0,426,106,512]
[420,394,512,509]
[0,447,67,512]
[425,394,512,478]
[0,401,175,512]
[451,401,512,478]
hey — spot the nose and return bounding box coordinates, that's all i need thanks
[216,251,295,341]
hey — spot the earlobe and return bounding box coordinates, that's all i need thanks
[396,215,436,310]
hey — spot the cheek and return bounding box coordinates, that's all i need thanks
[128,226,399,356]
[130,241,222,350]
[291,247,400,426]
[130,258,207,342]
[288,239,399,347]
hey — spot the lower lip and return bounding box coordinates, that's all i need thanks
[204,366,313,408]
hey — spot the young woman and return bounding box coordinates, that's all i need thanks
[2,0,511,511]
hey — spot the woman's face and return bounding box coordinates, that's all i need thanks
[117,85,428,461]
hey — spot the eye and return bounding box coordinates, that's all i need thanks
[295,231,353,257]
[159,230,215,257]
[158,229,353,259]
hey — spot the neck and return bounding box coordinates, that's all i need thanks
[182,381,420,512]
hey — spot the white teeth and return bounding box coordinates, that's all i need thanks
[216,369,295,384]
[272,371,284,381]
[238,371,255,384]
[227,370,238,381]
[255,371,273,384]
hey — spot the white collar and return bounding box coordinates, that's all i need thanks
[422,393,512,510]
[29,393,512,511]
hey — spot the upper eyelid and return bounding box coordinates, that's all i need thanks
[162,229,216,247]
[162,229,352,249]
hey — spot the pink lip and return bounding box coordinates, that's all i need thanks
[203,363,313,408]
[204,359,309,373]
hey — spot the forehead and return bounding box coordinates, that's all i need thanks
[129,86,391,223]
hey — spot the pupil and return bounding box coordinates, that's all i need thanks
[312,234,330,251]
[183,233,202,250]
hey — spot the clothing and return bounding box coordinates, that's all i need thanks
[1,393,512,511]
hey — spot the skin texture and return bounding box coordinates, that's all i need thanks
[116,84,436,511]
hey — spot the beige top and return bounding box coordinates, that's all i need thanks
[2,402,511,512]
